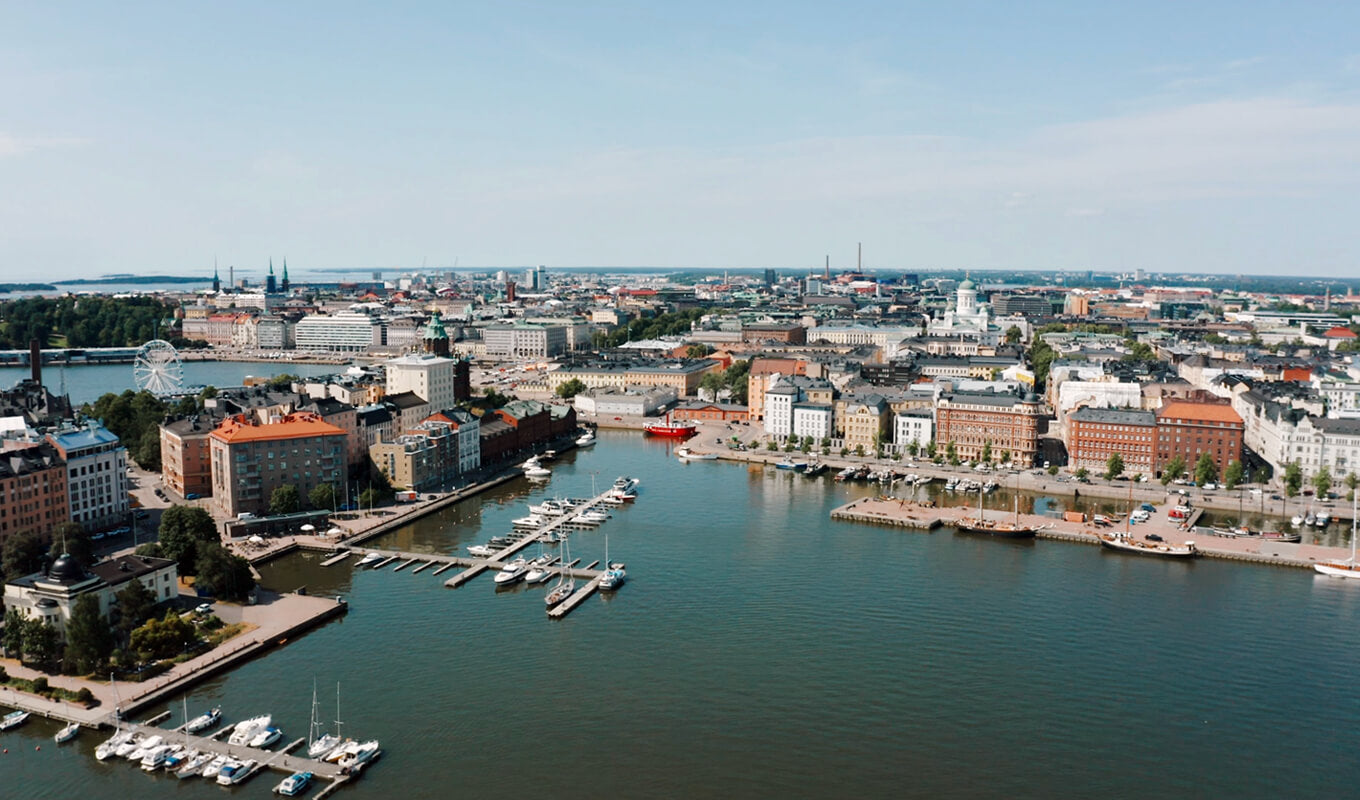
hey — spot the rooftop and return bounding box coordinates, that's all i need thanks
[1157,401,1243,425]
[1070,407,1157,426]
[211,412,347,443]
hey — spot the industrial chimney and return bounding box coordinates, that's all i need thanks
[29,339,41,386]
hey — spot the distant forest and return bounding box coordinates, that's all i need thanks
[0,296,173,349]
[0,284,57,292]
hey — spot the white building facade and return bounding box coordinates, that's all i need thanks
[386,354,458,413]
[46,423,129,531]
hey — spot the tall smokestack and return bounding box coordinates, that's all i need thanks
[824,255,829,280]
[857,242,862,272]
[29,339,41,386]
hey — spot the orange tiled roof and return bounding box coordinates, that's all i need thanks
[210,412,346,443]
[1157,401,1242,424]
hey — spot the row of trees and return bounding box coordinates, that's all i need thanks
[4,570,165,675]
[84,387,217,471]
[593,307,711,348]
[699,358,751,403]
[0,295,173,349]
[135,506,255,601]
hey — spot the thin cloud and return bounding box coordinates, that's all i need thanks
[0,133,88,158]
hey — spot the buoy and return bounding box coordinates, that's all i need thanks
[35,745,40,751]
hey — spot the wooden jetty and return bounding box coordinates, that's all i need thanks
[320,551,352,567]
[547,573,605,619]
[119,718,345,783]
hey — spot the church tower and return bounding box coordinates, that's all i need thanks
[266,258,278,294]
[212,260,220,293]
[281,258,290,294]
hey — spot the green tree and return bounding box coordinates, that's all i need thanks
[1075,467,1090,481]
[981,440,993,463]
[270,484,301,515]
[3,608,31,658]
[64,594,113,675]
[1105,452,1124,481]
[1000,449,1011,464]
[946,441,959,466]
[21,618,61,669]
[266,373,300,389]
[555,378,587,399]
[129,610,197,661]
[157,505,218,574]
[1005,325,1022,345]
[2,529,47,580]
[1284,462,1303,497]
[1161,455,1187,486]
[907,441,920,457]
[50,522,94,569]
[134,542,166,558]
[685,344,712,358]
[358,486,382,509]
[1314,465,1333,497]
[1193,453,1218,486]
[1030,338,1057,391]
[1047,464,1060,476]
[194,543,256,602]
[854,444,865,456]
[925,441,938,459]
[113,577,159,641]
[1223,460,1244,490]
[309,483,337,511]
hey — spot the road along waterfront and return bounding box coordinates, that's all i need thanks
[4,430,1360,798]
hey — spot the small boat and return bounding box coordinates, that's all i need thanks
[525,553,556,584]
[228,714,271,745]
[775,458,806,471]
[466,544,498,557]
[275,771,314,796]
[201,754,230,779]
[163,746,194,772]
[546,539,576,608]
[643,412,697,438]
[525,464,552,479]
[529,499,574,516]
[323,739,357,763]
[600,562,627,590]
[915,476,933,486]
[1259,530,1302,543]
[1291,515,1304,528]
[1316,496,1360,579]
[612,476,640,493]
[54,721,79,743]
[676,446,717,461]
[96,729,135,760]
[575,431,597,448]
[493,557,530,585]
[337,740,381,771]
[602,493,635,505]
[1,710,30,730]
[1316,511,1331,527]
[1168,505,1191,520]
[127,734,164,761]
[803,461,828,477]
[1098,532,1198,558]
[114,733,144,758]
[944,478,958,491]
[140,744,173,771]
[216,758,258,786]
[1305,512,1317,526]
[570,510,609,526]
[355,552,383,567]
[513,514,546,528]
[250,725,284,749]
[835,467,855,481]
[185,706,221,733]
[177,750,213,779]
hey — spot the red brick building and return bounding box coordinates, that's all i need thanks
[1066,407,1156,474]
[935,391,1045,465]
[672,402,750,423]
[1154,401,1243,477]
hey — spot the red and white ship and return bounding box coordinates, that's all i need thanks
[643,412,697,438]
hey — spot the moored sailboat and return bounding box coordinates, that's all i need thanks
[1315,495,1360,578]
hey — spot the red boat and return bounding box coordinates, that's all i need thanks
[643,412,697,438]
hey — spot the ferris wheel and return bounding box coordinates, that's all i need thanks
[133,339,184,395]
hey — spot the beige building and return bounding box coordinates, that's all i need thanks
[386,353,459,412]
[547,359,719,398]
[210,412,348,518]
[840,397,891,453]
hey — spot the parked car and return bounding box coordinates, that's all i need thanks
[1146,533,1164,542]
[133,509,149,519]
[112,526,131,535]
[185,493,200,500]
[194,603,213,615]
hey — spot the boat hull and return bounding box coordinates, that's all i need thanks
[955,523,1038,539]
[643,425,696,437]
[1098,537,1198,558]
[1314,563,1360,578]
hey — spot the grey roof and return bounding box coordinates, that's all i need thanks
[940,391,1031,407]
[88,555,176,587]
[1311,417,1360,436]
[385,391,429,410]
[1069,407,1156,426]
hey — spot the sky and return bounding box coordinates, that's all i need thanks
[2,1,1359,279]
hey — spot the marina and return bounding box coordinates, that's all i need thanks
[5,431,1360,798]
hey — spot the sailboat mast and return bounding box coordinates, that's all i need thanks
[1351,492,1358,563]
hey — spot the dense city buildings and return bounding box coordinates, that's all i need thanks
[47,422,129,531]
[1067,407,1157,474]
[0,443,70,542]
[1154,401,1244,476]
[935,391,1044,465]
[4,552,179,637]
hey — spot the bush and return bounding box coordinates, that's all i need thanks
[32,676,49,695]
[75,687,94,704]
[0,666,7,682]
[201,615,224,631]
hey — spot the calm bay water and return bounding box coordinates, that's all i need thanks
[0,361,345,406]
[5,430,1360,798]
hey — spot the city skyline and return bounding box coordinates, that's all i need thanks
[3,2,1359,278]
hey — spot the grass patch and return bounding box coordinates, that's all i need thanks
[204,622,250,648]
[0,676,97,706]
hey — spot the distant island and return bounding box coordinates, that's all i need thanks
[0,283,58,292]
[53,275,207,285]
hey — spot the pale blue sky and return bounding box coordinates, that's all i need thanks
[2,1,1359,278]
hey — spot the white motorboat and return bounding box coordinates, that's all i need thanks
[176,750,213,779]
[524,463,552,479]
[529,499,574,516]
[54,721,80,743]
[216,758,258,786]
[228,714,271,745]
[96,729,134,760]
[521,456,543,470]
[575,431,597,447]
[676,446,717,461]
[185,706,221,733]
[466,544,498,557]
[1292,514,1305,528]
[524,553,556,584]
[355,552,383,567]
[127,734,163,761]
[493,557,530,586]
[1317,511,1331,527]
[164,747,197,774]
[140,744,172,771]
[114,733,144,758]
[1,710,30,731]
[200,754,230,779]
[600,562,628,590]
[612,476,640,493]
[276,771,315,796]
[512,514,546,528]
[250,725,284,749]
[570,511,608,526]
[337,740,381,771]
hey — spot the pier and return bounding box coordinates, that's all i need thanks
[116,716,348,787]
